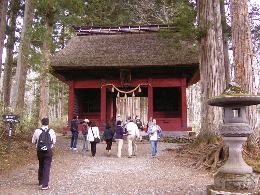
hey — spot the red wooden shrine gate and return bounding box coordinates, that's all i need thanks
[51,25,199,133]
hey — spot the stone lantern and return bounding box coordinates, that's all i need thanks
[207,83,260,194]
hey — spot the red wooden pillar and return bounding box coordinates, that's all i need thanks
[106,92,113,122]
[148,78,153,119]
[181,78,187,128]
[100,81,106,130]
[113,95,117,120]
[68,80,74,122]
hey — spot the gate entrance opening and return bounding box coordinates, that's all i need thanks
[116,97,148,126]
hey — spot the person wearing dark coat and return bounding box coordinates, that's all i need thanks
[103,123,114,156]
[70,116,79,150]
[114,120,126,158]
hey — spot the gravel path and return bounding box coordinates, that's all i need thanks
[0,135,213,195]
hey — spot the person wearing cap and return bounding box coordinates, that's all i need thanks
[82,118,89,151]
[32,117,56,190]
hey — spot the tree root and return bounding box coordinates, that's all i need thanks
[174,135,260,172]
[176,140,228,171]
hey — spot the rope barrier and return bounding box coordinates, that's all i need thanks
[101,83,151,94]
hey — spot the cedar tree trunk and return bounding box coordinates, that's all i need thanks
[12,0,34,114]
[198,0,226,137]
[0,0,8,78]
[38,23,53,124]
[2,0,19,107]
[230,0,258,147]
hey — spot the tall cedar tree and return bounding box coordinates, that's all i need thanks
[198,0,226,137]
[12,0,35,114]
[231,0,258,148]
[36,0,85,124]
[2,0,20,107]
[0,0,8,78]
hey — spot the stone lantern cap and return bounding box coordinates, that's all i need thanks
[208,82,260,107]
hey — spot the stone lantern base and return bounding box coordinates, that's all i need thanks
[207,186,259,195]
[207,172,259,195]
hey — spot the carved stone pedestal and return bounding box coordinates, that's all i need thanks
[214,172,258,191]
[207,184,259,195]
[220,137,252,174]
[210,128,259,194]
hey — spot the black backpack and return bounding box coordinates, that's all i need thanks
[136,120,143,130]
[37,128,52,151]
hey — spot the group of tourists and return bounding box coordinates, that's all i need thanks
[31,115,162,190]
[70,116,100,157]
[69,115,162,159]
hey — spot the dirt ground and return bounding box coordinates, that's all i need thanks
[0,135,258,195]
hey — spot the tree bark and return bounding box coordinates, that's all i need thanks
[38,23,53,124]
[230,0,258,147]
[12,0,34,114]
[0,0,8,78]
[2,0,19,107]
[198,0,226,137]
[220,0,231,85]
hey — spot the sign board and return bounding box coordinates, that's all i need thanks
[2,114,19,123]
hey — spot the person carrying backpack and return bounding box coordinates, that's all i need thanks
[32,117,56,190]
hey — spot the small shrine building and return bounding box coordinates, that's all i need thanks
[51,25,199,133]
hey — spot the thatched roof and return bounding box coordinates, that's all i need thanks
[51,32,198,70]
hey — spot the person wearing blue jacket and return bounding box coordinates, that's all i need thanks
[114,120,125,158]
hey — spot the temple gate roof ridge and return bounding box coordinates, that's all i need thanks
[72,24,176,36]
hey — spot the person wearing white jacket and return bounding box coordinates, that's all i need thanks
[147,119,162,158]
[125,119,140,158]
[87,121,100,157]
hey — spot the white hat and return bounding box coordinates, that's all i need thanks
[84,118,89,123]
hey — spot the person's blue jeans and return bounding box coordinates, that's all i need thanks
[150,140,158,156]
[71,131,79,148]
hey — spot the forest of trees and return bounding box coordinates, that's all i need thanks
[0,0,259,143]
